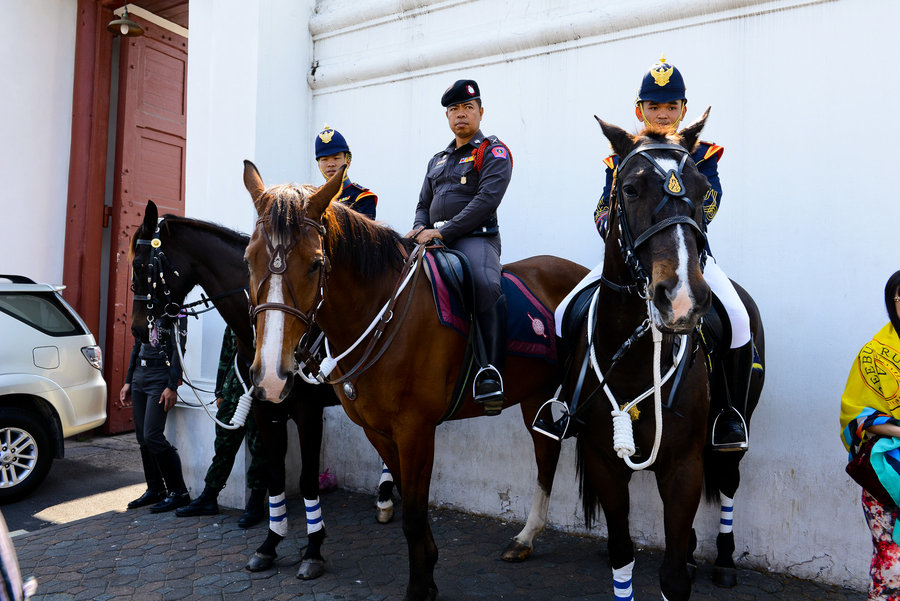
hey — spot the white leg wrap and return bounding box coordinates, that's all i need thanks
[269,493,288,537]
[378,461,393,486]
[719,493,734,534]
[305,496,324,534]
[612,559,635,601]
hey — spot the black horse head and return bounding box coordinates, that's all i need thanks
[596,109,713,333]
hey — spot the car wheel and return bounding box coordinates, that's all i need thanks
[0,409,54,504]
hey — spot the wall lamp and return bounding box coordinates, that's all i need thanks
[107,6,144,37]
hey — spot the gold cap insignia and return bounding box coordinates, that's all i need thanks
[318,128,335,144]
[651,64,673,87]
[666,172,682,194]
[151,238,162,248]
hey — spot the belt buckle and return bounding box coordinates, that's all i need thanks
[434,221,446,228]
[140,359,147,367]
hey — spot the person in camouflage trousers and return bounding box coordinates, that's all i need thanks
[176,326,267,527]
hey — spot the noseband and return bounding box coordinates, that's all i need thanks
[250,215,329,332]
[611,142,708,293]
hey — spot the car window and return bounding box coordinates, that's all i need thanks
[0,292,86,336]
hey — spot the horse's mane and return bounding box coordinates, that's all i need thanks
[637,125,684,146]
[129,213,249,258]
[263,183,414,281]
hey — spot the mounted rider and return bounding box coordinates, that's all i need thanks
[315,125,378,219]
[407,79,513,415]
[548,56,753,450]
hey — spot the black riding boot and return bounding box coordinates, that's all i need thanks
[150,447,191,513]
[712,341,753,452]
[175,486,220,517]
[473,295,507,415]
[128,447,167,509]
[238,488,268,528]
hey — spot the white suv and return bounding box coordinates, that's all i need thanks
[0,275,107,502]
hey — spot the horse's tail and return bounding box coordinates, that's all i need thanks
[575,434,601,529]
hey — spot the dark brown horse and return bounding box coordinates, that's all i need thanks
[127,202,395,580]
[242,161,587,601]
[565,112,763,600]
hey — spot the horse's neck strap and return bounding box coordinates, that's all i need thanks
[319,242,427,385]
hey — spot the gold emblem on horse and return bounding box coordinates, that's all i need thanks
[666,172,682,194]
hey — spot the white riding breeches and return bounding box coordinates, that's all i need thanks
[553,248,750,349]
[702,256,751,349]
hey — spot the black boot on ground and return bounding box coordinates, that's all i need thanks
[150,446,191,513]
[238,488,267,528]
[711,341,753,452]
[128,446,166,509]
[175,487,220,517]
[473,295,507,415]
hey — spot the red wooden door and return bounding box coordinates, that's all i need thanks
[103,17,188,433]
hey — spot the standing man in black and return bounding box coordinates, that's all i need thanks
[408,79,512,414]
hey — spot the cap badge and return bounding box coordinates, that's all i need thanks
[467,85,475,96]
[318,129,335,144]
[651,64,673,87]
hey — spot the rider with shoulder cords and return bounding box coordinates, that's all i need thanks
[552,56,752,449]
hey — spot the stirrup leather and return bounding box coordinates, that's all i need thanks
[711,408,749,451]
[532,396,571,442]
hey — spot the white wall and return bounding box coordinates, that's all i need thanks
[301,0,896,590]
[0,0,76,283]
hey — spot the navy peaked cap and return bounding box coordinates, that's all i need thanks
[441,80,480,107]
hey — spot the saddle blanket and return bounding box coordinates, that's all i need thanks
[424,253,557,363]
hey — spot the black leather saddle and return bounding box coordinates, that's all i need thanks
[424,243,476,316]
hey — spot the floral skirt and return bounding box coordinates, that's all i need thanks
[863,488,900,600]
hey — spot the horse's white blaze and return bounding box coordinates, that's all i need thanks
[513,482,550,546]
[668,225,694,321]
[655,157,679,173]
[259,273,287,397]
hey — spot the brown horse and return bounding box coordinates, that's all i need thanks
[242,161,587,601]
[567,113,727,600]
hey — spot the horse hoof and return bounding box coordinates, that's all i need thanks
[713,566,738,588]
[500,538,533,562]
[296,558,326,580]
[376,505,394,524]
[245,552,276,572]
[686,561,697,582]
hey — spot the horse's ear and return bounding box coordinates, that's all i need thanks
[142,200,158,235]
[243,160,268,215]
[308,163,346,220]
[595,116,637,159]
[678,107,710,153]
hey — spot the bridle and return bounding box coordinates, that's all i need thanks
[132,220,250,322]
[605,141,708,296]
[132,223,183,324]
[249,214,329,358]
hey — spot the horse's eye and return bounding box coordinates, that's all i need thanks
[622,184,638,198]
[309,259,322,274]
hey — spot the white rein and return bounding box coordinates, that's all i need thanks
[586,286,688,471]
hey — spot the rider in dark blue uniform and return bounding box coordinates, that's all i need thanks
[408,79,513,415]
[315,125,378,219]
[594,57,751,450]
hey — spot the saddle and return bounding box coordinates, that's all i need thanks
[422,245,558,420]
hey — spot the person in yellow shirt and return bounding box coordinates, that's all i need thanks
[840,269,900,600]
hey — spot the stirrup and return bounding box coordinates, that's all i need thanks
[711,408,749,451]
[473,365,504,403]
[532,397,571,441]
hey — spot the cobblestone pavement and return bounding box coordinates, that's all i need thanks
[15,488,864,600]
